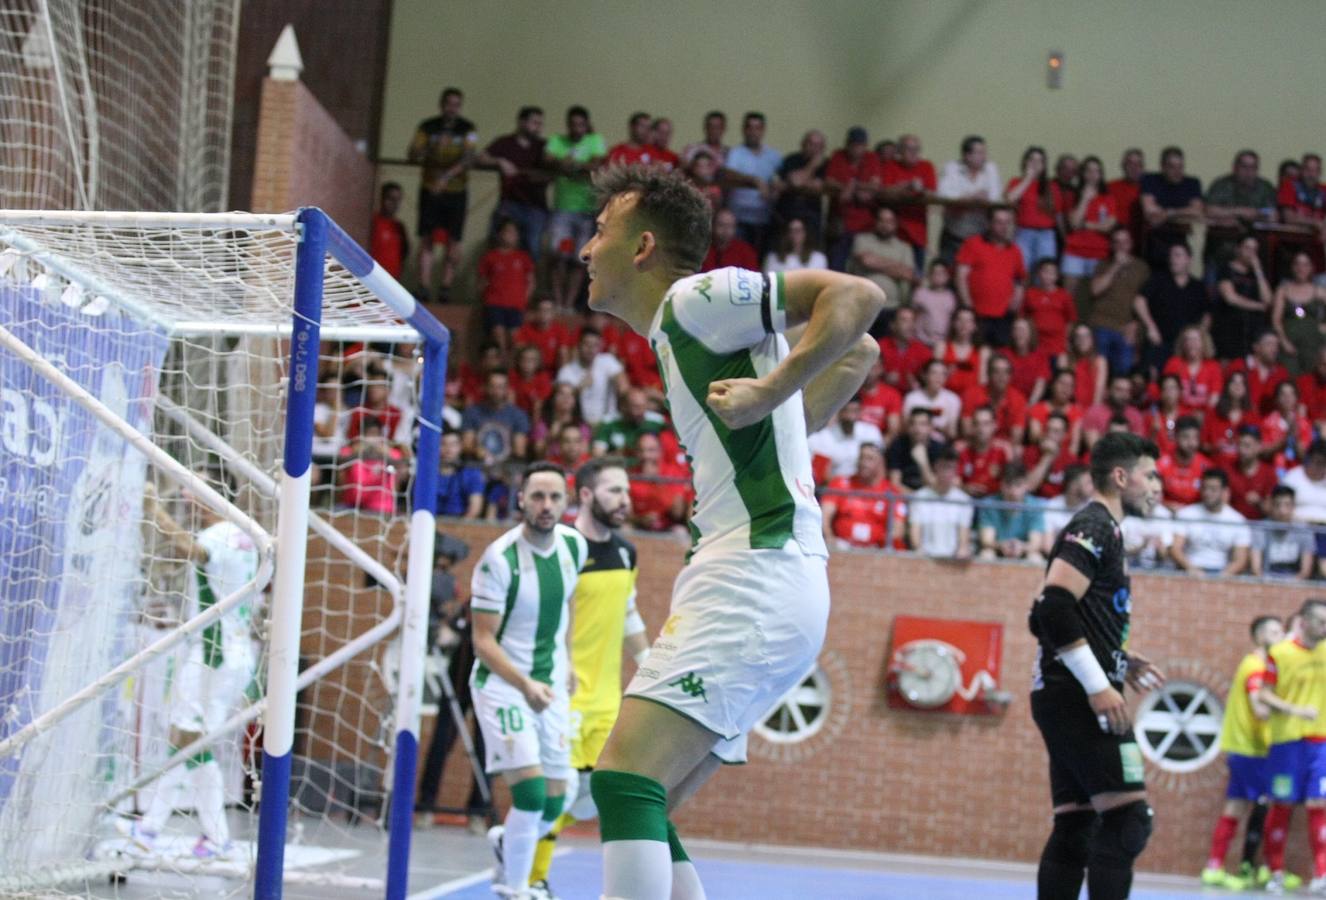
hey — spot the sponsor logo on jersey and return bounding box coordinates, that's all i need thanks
[1064,531,1102,559]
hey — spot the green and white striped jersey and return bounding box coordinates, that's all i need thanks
[470,523,588,691]
[649,267,827,560]
[187,521,259,671]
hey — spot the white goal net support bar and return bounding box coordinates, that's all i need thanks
[0,207,449,899]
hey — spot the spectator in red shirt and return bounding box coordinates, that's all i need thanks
[880,133,937,273]
[857,358,904,441]
[1024,412,1081,498]
[686,150,724,211]
[1028,369,1085,455]
[1145,373,1185,457]
[649,117,680,170]
[1061,156,1117,296]
[1107,147,1145,237]
[825,126,883,271]
[615,327,661,393]
[457,342,505,406]
[1162,325,1224,414]
[1226,424,1276,519]
[700,207,758,272]
[346,375,404,443]
[1200,369,1259,468]
[1059,323,1109,408]
[1298,344,1326,428]
[878,306,933,392]
[1022,259,1077,356]
[629,432,692,532]
[1227,329,1289,415]
[1002,316,1051,405]
[508,344,552,418]
[1156,415,1211,509]
[1278,153,1325,234]
[1004,146,1060,274]
[476,219,535,355]
[607,112,660,166]
[369,182,409,279]
[821,442,907,549]
[957,405,1015,498]
[1052,154,1079,233]
[956,207,1026,346]
[936,307,989,398]
[961,353,1028,445]
[1262,380,1315,472]
[1083,374,1146,448]
[513,298,574,372]
[338,418,402,515]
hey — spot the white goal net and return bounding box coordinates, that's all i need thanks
[0,209,448,897]
[0,0,239,213]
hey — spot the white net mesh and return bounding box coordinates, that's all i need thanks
[0,0,239,212]
[0,214,431,896]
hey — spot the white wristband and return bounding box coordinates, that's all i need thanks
[633,647,651,665]
[1059,644,1111,695]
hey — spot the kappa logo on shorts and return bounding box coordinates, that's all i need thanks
[669,671,708,703]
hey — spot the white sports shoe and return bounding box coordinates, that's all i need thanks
[1266,872,1290,895]
[113,818,157,855]
[486,825,506,885]
[192,836,237,860]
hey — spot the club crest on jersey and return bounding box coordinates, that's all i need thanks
[1064,531,1102,559]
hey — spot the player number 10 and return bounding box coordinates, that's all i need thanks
[497,706,524,735]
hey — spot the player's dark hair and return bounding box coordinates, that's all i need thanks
[593,165,712,273]
[1174,414,1201,435]
[1300,597,1326,618]
[1088,432,1160,492]
[518,105,542,121]
[521,461,566,489]
[1250,615,1280,640]
[576,456,627,495]
[1200,467,1228,487]
[1271,484,1296,501]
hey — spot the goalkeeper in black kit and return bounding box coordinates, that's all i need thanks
[1028,432,1167,900]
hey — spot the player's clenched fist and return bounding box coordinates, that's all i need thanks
[707,377,776,430]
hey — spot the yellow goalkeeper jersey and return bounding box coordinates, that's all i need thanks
[1219,651,1270,757]
[569,532,641,720]
[1266,638,1326,745]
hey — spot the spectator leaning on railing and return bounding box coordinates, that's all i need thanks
[1172,468,1252,577]
[975,461,1045,562]
[1249,485,1316,580]
[907,447,973,558]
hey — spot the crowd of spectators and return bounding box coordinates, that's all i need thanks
[360,85,1326,578]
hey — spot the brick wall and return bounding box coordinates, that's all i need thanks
[389,520,1317,875]
[250,78,374,245]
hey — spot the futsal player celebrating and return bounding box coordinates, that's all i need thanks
[469,463,588,899]
[578,165,884,900]
[130,476,260,859]
[1201,615,1286,889]
[1255,598,1326,895]
[527,456,651,897]
[1028,432,1166,900]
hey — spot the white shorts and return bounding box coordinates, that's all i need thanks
[169,657,250,733]
[625,547,830,764]
[472,677,573,779]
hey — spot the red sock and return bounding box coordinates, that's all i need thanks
[1207,814,1239,870]
[1265,804,1293,873]
[1310,807,1326,878]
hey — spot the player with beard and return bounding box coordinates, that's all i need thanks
[526,457,651,898]
[1028,432,1167,899]
[470,463,588,899]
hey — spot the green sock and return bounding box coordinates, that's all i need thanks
[667,819,690,863]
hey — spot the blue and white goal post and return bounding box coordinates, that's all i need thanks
[0,207,448,899]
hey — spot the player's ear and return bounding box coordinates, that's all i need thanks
[633,230,658,270]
